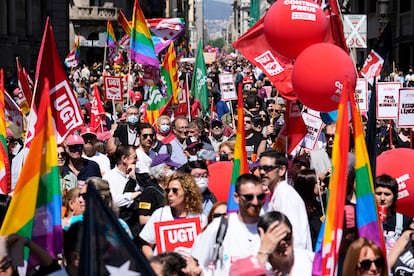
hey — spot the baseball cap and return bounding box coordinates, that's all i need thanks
[65,134,85,146]
[230,256,272,276]
[96,131,112,141]
[151,154,180,168]
[80,127,97,137]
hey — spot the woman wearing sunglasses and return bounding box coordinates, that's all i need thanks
[140,173,207,260]
[342,237,387,276]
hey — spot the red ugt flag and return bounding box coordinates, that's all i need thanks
[27,17,84,145]
[233,16,296,100]
[90,85,105,131]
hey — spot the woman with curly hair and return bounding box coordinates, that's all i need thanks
[140,172,206,260]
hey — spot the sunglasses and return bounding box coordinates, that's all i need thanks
[142,134,155,139]
[359,258,384,271]
[268,109,281,113]
[68,145,83,152]
[165,187,179,194]
[238,193,266,202]
[58,152,67,159]
[244,121,252,124]
[212,213,227,218]
[258,165,280,173]
[325,134,335,140]
[79,193,87,199]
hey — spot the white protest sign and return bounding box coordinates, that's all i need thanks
[344,14,367,48]
[355,78,368,112]
[397,88,414,127]
[219,72,237,101]
[377,82,402,119]
[104,76,123,102]
[302,112,323,150]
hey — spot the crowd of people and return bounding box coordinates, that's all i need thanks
[1,56,414,275]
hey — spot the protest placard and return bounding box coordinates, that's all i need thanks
[397,88,414,127]
[376,82,402,119]
[104,76,123,102]
[356,78,368,112]
[301,112,324,150]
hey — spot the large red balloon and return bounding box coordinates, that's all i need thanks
[264,0,328,59]
[208,161,233,202]
[376,148,414,217]
[292,43,356,112]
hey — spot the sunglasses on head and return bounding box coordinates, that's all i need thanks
[238,193,266,202]
[142,133,155,139]
[258,165,280,173]
[68,144,83,152]
[359,258,384,271]
[165,187,179,194]
[212,213,227,218]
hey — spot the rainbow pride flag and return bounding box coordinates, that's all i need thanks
[106,19,116,48]
[0,21,62,267]
[130,0,159,68]
[350,81,386,256]
[312,78,350,276]
[64,35,80,68]
[227,78,249,213]
[0,69,11,194]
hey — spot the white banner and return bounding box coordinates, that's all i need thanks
[377,82,402,119]
[301,112,324,150]
[355,78,369,112]
[397,88,414,127]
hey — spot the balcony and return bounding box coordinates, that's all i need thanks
[69,5,117,20]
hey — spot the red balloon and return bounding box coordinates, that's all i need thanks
[264,0,328,59]
[292,43,356,112]
[376,148,414,217]
[208,161,233,202]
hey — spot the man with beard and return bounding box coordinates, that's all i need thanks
[259,150,312,251]
[190,174,264,275]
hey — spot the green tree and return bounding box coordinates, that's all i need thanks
[208,38,224,49]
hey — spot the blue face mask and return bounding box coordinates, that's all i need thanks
[159,124,170,133]
[127,115,139,125]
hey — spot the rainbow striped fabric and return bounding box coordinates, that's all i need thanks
[106,19,116,48]
[0,20,62,266]
[130,0,159,68]
[145,43,178,124]
[0,69,10,194]
[350,82,386,256]
[227,79,249,213]
[312,78,350,276]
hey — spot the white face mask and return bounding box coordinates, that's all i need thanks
[159,124,170,133]
[195,177,208,193]
[188,155,198,161]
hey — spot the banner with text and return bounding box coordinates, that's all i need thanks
[376,82,402,119]
[155,217,201,257]
[397,88,414,127]
[104,76,123,102]
[356,78,368,112]
[301,112,324,150]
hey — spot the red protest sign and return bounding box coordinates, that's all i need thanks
[104,76,123,102]
[155,217,201,256]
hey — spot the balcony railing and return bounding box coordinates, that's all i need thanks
[69,5,117,20]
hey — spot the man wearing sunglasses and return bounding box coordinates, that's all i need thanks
[259,150,312,251]
[191,174,264,275]
[63,134,101,187]
[135,123,159,174]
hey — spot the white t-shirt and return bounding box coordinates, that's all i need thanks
[83,151,111,175]
[191,213,261,276]
[103,167,137,207]
[135,147,152,174]
[261,180,313,251]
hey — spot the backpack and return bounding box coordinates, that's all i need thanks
[153,141,172,156]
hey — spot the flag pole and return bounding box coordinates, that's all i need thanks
[186,73,191,121]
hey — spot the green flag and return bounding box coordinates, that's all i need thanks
[191,40,208,112]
